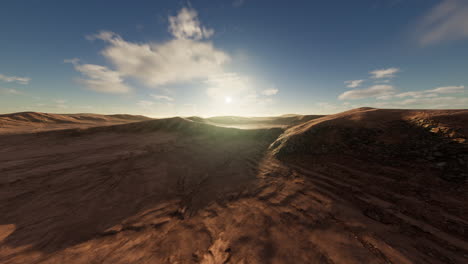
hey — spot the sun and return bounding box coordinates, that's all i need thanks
[224,96,232,104]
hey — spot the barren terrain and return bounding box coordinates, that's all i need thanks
[0,112,151,135]
[0,108,467,263]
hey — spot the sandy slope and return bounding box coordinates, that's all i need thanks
[0,108,467,264]
[271,107,468,181]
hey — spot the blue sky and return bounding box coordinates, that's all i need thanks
[0,0,467,117]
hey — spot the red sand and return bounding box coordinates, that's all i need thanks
[0,108,467,263]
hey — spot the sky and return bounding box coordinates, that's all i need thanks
[0,0,467,117]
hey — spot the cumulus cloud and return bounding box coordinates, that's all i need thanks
[92,32,229,87]
[344,79,364,88]
[0,73,30,84]
[369,68,400,79]
[70,6,277,113]
[261,88,278,96]
[66,59,131,94]
[150,94,174,101]
[168,7,214,40]
[338,85,396,100]
[83,7,229,88]
[416,0,468,45]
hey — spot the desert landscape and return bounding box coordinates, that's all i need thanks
[2,1,468,263]
[0,107,467,264]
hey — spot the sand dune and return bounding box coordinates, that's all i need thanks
[0,112,152,134]
[271,107,468,181]
[0,108,467,263]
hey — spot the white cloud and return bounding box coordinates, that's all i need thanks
[429,85,465,93]
[339,65,466,109]
[338,85,396,100]
[374,79,391,84]
[0,73,30,84]
[137,100,154,107]
[344,79,364,88]
[395,91,436,99]
[66,60,131,94]
[150,94,174,101]
[385,96,468,108]
[261,88,278,96]
[395,85,464,99]
[85,31,115,42]
[84,8,228,88]
[343,85,464,103]
[403,96,468,107]
[416,0,468,45]
[168,7,214,40]
[366,85,466,109]
[93,33,229,87]
[69,7,277,116]
[369,68,400,79]
[376,94,396,100]
[0,88,24,95]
